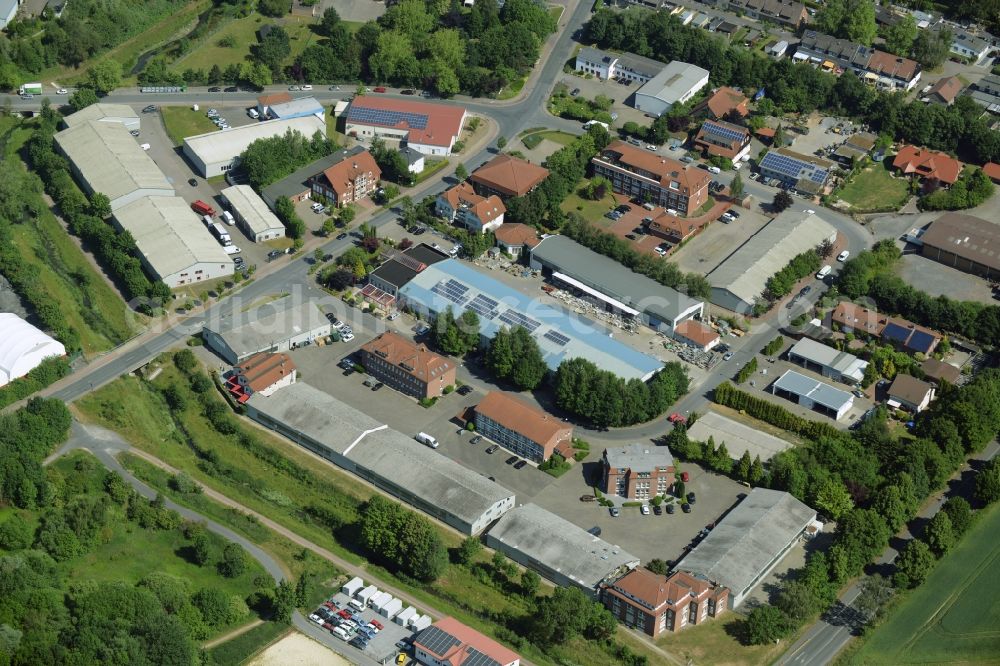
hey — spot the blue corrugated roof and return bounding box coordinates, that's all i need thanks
[399,260,663,381]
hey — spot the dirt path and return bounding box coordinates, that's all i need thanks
[202,618,267,650]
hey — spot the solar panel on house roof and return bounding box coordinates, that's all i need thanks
[417,626,461,657]
[468,293,500,319]
[463,649,503,666]
[761,152,829,182]
[703,121,746,144]
[907,330,935,353]
[882,322,910,343]
[431,278,469,306]
[347,106,429,130]
[544,330,571,346]
[498,309,540,332]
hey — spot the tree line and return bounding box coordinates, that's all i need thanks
[583,9,1000,165]
[762,247,823,303]
[359,495,448,582]
[918,167,995,211]
[241,129,340,191]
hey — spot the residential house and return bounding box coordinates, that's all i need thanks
[947,27,993,64]
[892,145,962,186]
[494,223,541,257]
[984,162,1000,183]
[647,210,707,245]
[758,148,835,196]
[695,86,750,120]
[694,119,752,162]
[830,131,877,165]
[435,182,506,233]
[473,391,572,463]
[887,374,936,413]
[310,146,381,207]
[726,0,808,28]
[470,154,549,199]
[964,74,1000,114]
[921,358,961,385]
[830,301,884,337]
[881,317,940,355]
[225,352,297,403]
[359,331,456,400]
[601,443,676,500]
[795,31,922,91]
[592,140,711,216]
[399,146,425,174]
[925,76,964,105]
[601,568,728,638]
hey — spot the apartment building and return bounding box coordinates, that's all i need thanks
[601,443,676,500]
[310,146,381,207]
[473,391,572,463]
[592,140,710,216]
[794,30,922,91]
[359,331,456,400]
[602,568,728,637]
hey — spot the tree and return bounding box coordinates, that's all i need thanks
[69,87,99,112]
[749,455,765,485]
[219,543,248,578]
[814,0,877,45]
[645,558,669,576]
[496,136,507,151]
[745,605,792,645]
[191,533,212,566]
[455,163,468,181]
[0,514,33,550]
[274,196,306,239]
[924,511,954,556]
[855,574,894,623]
[893,538,934,588]
[521,569,540,597]
[912,28,952,68]
[455,536,482,565]
[883,14,918,57]
[942,496,972,536]
[775,581,818,622]
[87,60,122,94]
[773,190,793,213]
[258,0,288,17]
[532,587,615,646]
[730,170,744,200]
[360,495,448,581]
[273,580,296,623]
[814,478,854,521]
[88,192,111,219]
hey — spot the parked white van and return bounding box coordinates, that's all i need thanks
[415,432,439,449]
[332,626,351,641]
[816,265,832,279]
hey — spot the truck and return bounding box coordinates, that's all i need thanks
[210,223,232,246]
[191,199,216,216]
[19,83,42,96]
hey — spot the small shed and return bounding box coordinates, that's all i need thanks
[380,598,403,619]
[410,614,432,631]
[395,606,417,626]
[370,591,393,610]
[342,577,363,597]
[356,585,378,604]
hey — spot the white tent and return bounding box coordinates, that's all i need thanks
[370,591,392,610]
[356,585,378,604]
[0,313,66,388]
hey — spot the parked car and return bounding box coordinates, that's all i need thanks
[687,492,697,504]
[681,155,694,163]
[641,505,651,515]
[457,385,473,396]
[336,232,348,240]
[486,445,499,454]
[653,504,663,515]
[373,86,387,93]
[470,435,482,445]
[514,460,528,469]
[505,455,518,465]
[570,88,580,96]
[341,332,355,342]
[187,178,197,186]
[610,507,621,517]
[401,89,416,95]
[723,352,734,361]
[666,503,676,514]
[580,494,596,502]
[682,503,692,513]
[142,105,157,113]
[837,250,850,262]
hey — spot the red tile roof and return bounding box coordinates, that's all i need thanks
[866,50,921,84]
[831,302,885,335]
[319,149,381,200]
[470,154,549,197]
[674,320,719,348]
[441,182,506,225]
[234,352,296,392]
[599,140,711,197]
[258,92,293,107]
[704,87,749,119]
[475,391,571,459]
[984,162,1000,183]
[494,223,540,248]
[347,96,466,147]
[416,617,520,666]
[893,145,962,185]
[361,331,454,384]
[927,76,963,104]
[606,568,723,611]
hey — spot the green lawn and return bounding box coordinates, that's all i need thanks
[414,158,451,185]
[560,187,616,222]
[161,106,220,146]
[850,502,1000,664]
[834,164,909,211]
[1,118,139,355]
[660,614,801,666]
[208,623,290,666]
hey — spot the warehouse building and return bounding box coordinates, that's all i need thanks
[398,260,664,381]
[675,488,817,608]
[484,503,639,594]
[529,235,705,335]
[62,103,140,132]
[54,121,174,211]
[920,212,1000,280]
[770,369,855,420]
[0,313,66,389]
[786,337,868,384]
[633,61,710,117]
[265,96,324,121]
[707,213,837,313]
[246,382,515,534]
[183,116,327,177]
[473,391,572,463]
[345,96,467,156]
[366,244,449,300]
[202,299,331,364]
[220,185,286,243]
[112,196,233,288]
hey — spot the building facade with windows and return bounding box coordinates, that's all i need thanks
[601,568,728,638]
[473,391,572,463]
[310,146,381,207]
[601,443,676,500]
[360,331,456,400]
[592,140,710,216]
[694,119,752,161]
[435,182,506,233]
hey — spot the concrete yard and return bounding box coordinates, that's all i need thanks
[306,590,419,664]
[687,410,796,462]
[897,253,997,306]
[248,631,352,666]
[670,205,773,276]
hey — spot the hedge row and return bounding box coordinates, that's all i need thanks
[713,381,841,441]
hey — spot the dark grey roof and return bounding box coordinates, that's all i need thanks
[399,146,424,166]
[772,369,853,411]
[262,145,368,205]
[370,244,449,288]
[530,235,703,323]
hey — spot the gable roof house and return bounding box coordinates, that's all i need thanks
[695,86,750,119]
[887,373,936,413]
[925,76,964,105]
[309,146,381,207]
[435,182,506,233]
[694,120,752,161]
[892,145,962,186]
[470,154,549,199]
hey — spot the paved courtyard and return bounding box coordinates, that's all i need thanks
[687,410,795,462]
[670,205,772,275]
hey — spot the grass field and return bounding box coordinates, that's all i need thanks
[208,622,291,666]
[161,106,220,146]
[0,118,139,355]
[523,129,577,149]
[660,614,801,666]
[850,502,1000,664]
[833,164,909,211]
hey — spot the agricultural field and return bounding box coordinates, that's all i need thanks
[849,502,1000,663]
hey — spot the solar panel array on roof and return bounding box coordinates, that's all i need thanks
[544,330,571,346]
[907,330,936,353]
[703,121,746,144]
[347,106,429,130]
[760,152,829,183]
[417,626,461,657]
[468,293,500,319]
[498,309,541,332]
[881,322,910,343]
[431,278,469,306]
[463,648,503,666]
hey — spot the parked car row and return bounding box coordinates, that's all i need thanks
[308,599,384,648]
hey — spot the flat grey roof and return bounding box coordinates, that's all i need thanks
[184,116,326,167]
[485,504,639,589]
[206,299,330,358]
[708,213,836,308]
[772,369,853,411]
[55,121,173,203]
[262,145,368,205]
[268,96,324,118]
[636,61,709,104]
[604,442,673,472]
[677,488,815,597]
[221,185,284,235]
[686,411,793,462]
[531,235,703,323]
[62,103,139,128]
[788,337,867,380]
[113,196,232,279]
[247,382,515,526]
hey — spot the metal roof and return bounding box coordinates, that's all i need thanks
[772,369,853,411]
[266,96,324,118]
[485,504,639,590]
[708,213,836,310]
[205,299,329,359]
[220,185,284,236]
[676,488,815,599]
[0,313,66,387]
[636,61,709,105]
[183,116,326,168]
[262,145,368,205]
[530,235,703,324]
[603,443,674,472]
[399,259,664,381]
[787,337,867,382]
[62,103,139,128]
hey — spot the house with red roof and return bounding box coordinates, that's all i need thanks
[696,86,750,119]
[892,145,962,186]
[436,182,506,233]
[601,568,728,638]
[983,162,1000,183]
[344,96,467,156]
[413,617,520,666]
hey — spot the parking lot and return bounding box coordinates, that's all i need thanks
[557,74,653,130]
[307,588,418,664]
[670,203,772,275]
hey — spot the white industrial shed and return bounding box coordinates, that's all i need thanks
[708,213,837,314]
[341,577,363,596]
[112,196,234,288]
[246,381,516,535]
[395,607,417,626]
[633,61,710,117]
[786,337,868,384]
[0,313,66,388]
[220,185,286,242]
[356,585,378,604]
[370,592,392,610]
[54,121,174,211]
[771,369,855,420]
[183,116,327,178]
[202,299,331,364]
[62,103,140,132]
[380,598,403,619]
